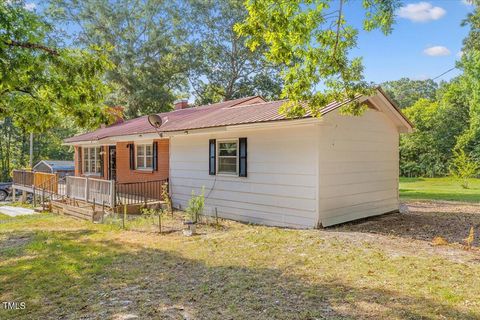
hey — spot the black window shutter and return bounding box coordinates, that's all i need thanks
[77,147,82,174]
[99,147,104,177]
[153,141,158,171]
[209,139,216,175]
[239,137,247,177]
[128,143,135,170]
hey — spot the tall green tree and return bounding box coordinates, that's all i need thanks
[235,0,400,117]
[48,0,194,118]
[454,1,480,160]
[398,79,472,177]
[1,0,112,132]
[181,0,283,105]
[381,78,438,109]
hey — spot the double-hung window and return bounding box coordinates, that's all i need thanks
[83,147,102,175]
[136,143,153,170]
[217,140,238,174]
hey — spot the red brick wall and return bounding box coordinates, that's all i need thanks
[116,139,169,183]
[74,140,169,182]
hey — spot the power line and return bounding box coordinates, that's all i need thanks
[431,66,457,81]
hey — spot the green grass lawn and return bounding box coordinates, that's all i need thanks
[0,213,10,219]
[400,177,480,202]
[1,213,479,319]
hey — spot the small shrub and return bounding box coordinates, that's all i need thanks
[449,149,479,189]
[185,187,205,223]
[141,207,157,217]
[161,182,172,214]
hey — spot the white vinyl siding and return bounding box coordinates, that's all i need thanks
[169,106,400,228]
[83,147,101,175]
[170,125,319,228]
[317,108,399,227]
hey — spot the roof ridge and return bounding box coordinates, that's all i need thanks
[164,95,264,115]
[225,99,288,110]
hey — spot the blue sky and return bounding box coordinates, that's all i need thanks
[347,0,475,83]
[27,0,475,84]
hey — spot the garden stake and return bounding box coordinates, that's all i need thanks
[123,204,127,229]
[159,212,162,234]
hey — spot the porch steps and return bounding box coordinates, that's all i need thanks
[51,200,104,222]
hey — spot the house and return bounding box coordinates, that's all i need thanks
[33,160,75,178]
[64,89,412,228]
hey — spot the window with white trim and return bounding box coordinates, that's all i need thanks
[217,140,237,174]
[136,143,153,170]
[82,147,102,174]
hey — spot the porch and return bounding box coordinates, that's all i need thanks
[12,169,169,220]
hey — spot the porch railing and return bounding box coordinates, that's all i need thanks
[34,172,58,193]
[13,169,167,209]
[12,170,35,187]
[66,176,115,207]
[115,179,168,206]
[13,170,58,190]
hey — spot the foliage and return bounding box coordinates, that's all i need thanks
[141,208,159,217]
[449,149,479,189]
[400,99,446,177]
[0,118,77,181]
[48,0,193,118]
[235,0,400,117]
[0,1,112,132]
[455,2,480,159]
[381,78,438,109]
[181,0,282,105]
[398,76,475,177]
[185,187,205,223]
[161,182,172,215]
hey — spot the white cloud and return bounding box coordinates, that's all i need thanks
[24,2,36,11]
[397,2,446,22]
[457,51,464,58]
[462,0,474,6]
[423,46,451,56]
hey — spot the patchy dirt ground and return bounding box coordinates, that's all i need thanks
[335,201,480,247]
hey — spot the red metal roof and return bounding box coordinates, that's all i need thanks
[65,96,267,143]
[65,92,407,144]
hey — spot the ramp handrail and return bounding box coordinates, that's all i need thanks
[66,176,115,207]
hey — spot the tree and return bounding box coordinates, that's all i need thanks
[449,149,479,189]
[0,1,112,132]
[181,0,282,105]
[398,80,473,177]
[235,0,400,117]
[47,0,194,118]
[400,99,447,177]
[381,78,438,109]
[454,1,480,159]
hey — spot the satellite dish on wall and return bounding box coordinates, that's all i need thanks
[148,114,163,128]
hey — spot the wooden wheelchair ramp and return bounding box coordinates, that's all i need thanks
[51,199,105,222]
